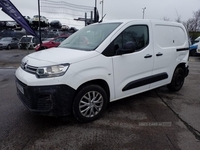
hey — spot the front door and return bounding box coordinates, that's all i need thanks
[112,23,154,99]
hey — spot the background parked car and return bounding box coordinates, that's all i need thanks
[41,38,54,42]
[61,25,69,31]
[0,37,19,50]
[6,21,17,29]
[32,15,49,27]
[189,36,200,56]
[35,34,70,51]
[189,43,198,56]
[15,16,32,30]
[196,40,200,54]
[50,20,62,29]
[18,35,40,50]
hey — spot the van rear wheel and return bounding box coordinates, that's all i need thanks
[73,84,108,122]
[167,67,185,92]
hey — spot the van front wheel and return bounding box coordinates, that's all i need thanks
[73,84,108,122]
[167,67,185,92]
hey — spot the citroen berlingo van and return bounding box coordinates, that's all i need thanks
[15,19,189,122]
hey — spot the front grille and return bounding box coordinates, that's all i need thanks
[25,65,38,74]
[21,63,38,75]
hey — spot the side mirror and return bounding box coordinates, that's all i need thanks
[116,41,136,55]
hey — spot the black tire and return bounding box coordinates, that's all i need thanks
[190,49,196,56]
[73,84,108,122]
[7,44,11,50]
[167,67,185,92]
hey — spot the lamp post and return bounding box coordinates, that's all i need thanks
[100,0,104,20]
[142,7,146,19]
[38,0,42,44]
[94,0,97,22]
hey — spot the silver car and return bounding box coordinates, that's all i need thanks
[0,37,19,50]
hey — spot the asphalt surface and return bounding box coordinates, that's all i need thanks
[0,49,33,68]
[0,49,200,150]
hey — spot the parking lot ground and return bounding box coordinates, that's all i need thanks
[0,50,200,150]
[0,49,34,68]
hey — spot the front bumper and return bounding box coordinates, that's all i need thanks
[0,45,7,49]
[16,78,75,116]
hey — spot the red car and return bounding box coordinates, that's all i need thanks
[35,34,70,51]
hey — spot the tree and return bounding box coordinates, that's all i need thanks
[193,9,200,31]
[183,18,196,31]
[175,9,181,23]
[163,16,170,21]
[183,9,200,32]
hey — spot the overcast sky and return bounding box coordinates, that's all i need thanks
[0,0,199,28]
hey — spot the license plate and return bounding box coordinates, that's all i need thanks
[16,82,24,95]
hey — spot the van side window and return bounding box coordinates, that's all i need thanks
[102,25,149,57]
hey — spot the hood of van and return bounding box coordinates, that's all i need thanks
[25,47,99,66]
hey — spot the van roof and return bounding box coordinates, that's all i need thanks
[100,19,181,25]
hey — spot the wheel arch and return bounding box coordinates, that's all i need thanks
[75,79,110,102]
[167,63,187,92]
[174,62,188,77]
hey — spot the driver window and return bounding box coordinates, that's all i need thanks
[114,25,149,53]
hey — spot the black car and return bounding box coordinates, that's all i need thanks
[50,20,62,29]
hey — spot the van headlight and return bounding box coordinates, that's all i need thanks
[36,63,70,78]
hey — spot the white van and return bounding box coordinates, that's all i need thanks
[18,35,40,50]
[15,19,189,122]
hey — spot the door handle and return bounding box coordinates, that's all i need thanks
[156,52,163,56]
[144,54,152,58]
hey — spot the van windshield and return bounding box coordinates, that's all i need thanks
[59,23,121,51]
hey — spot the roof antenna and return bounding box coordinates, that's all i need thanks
[98,14,106,23]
